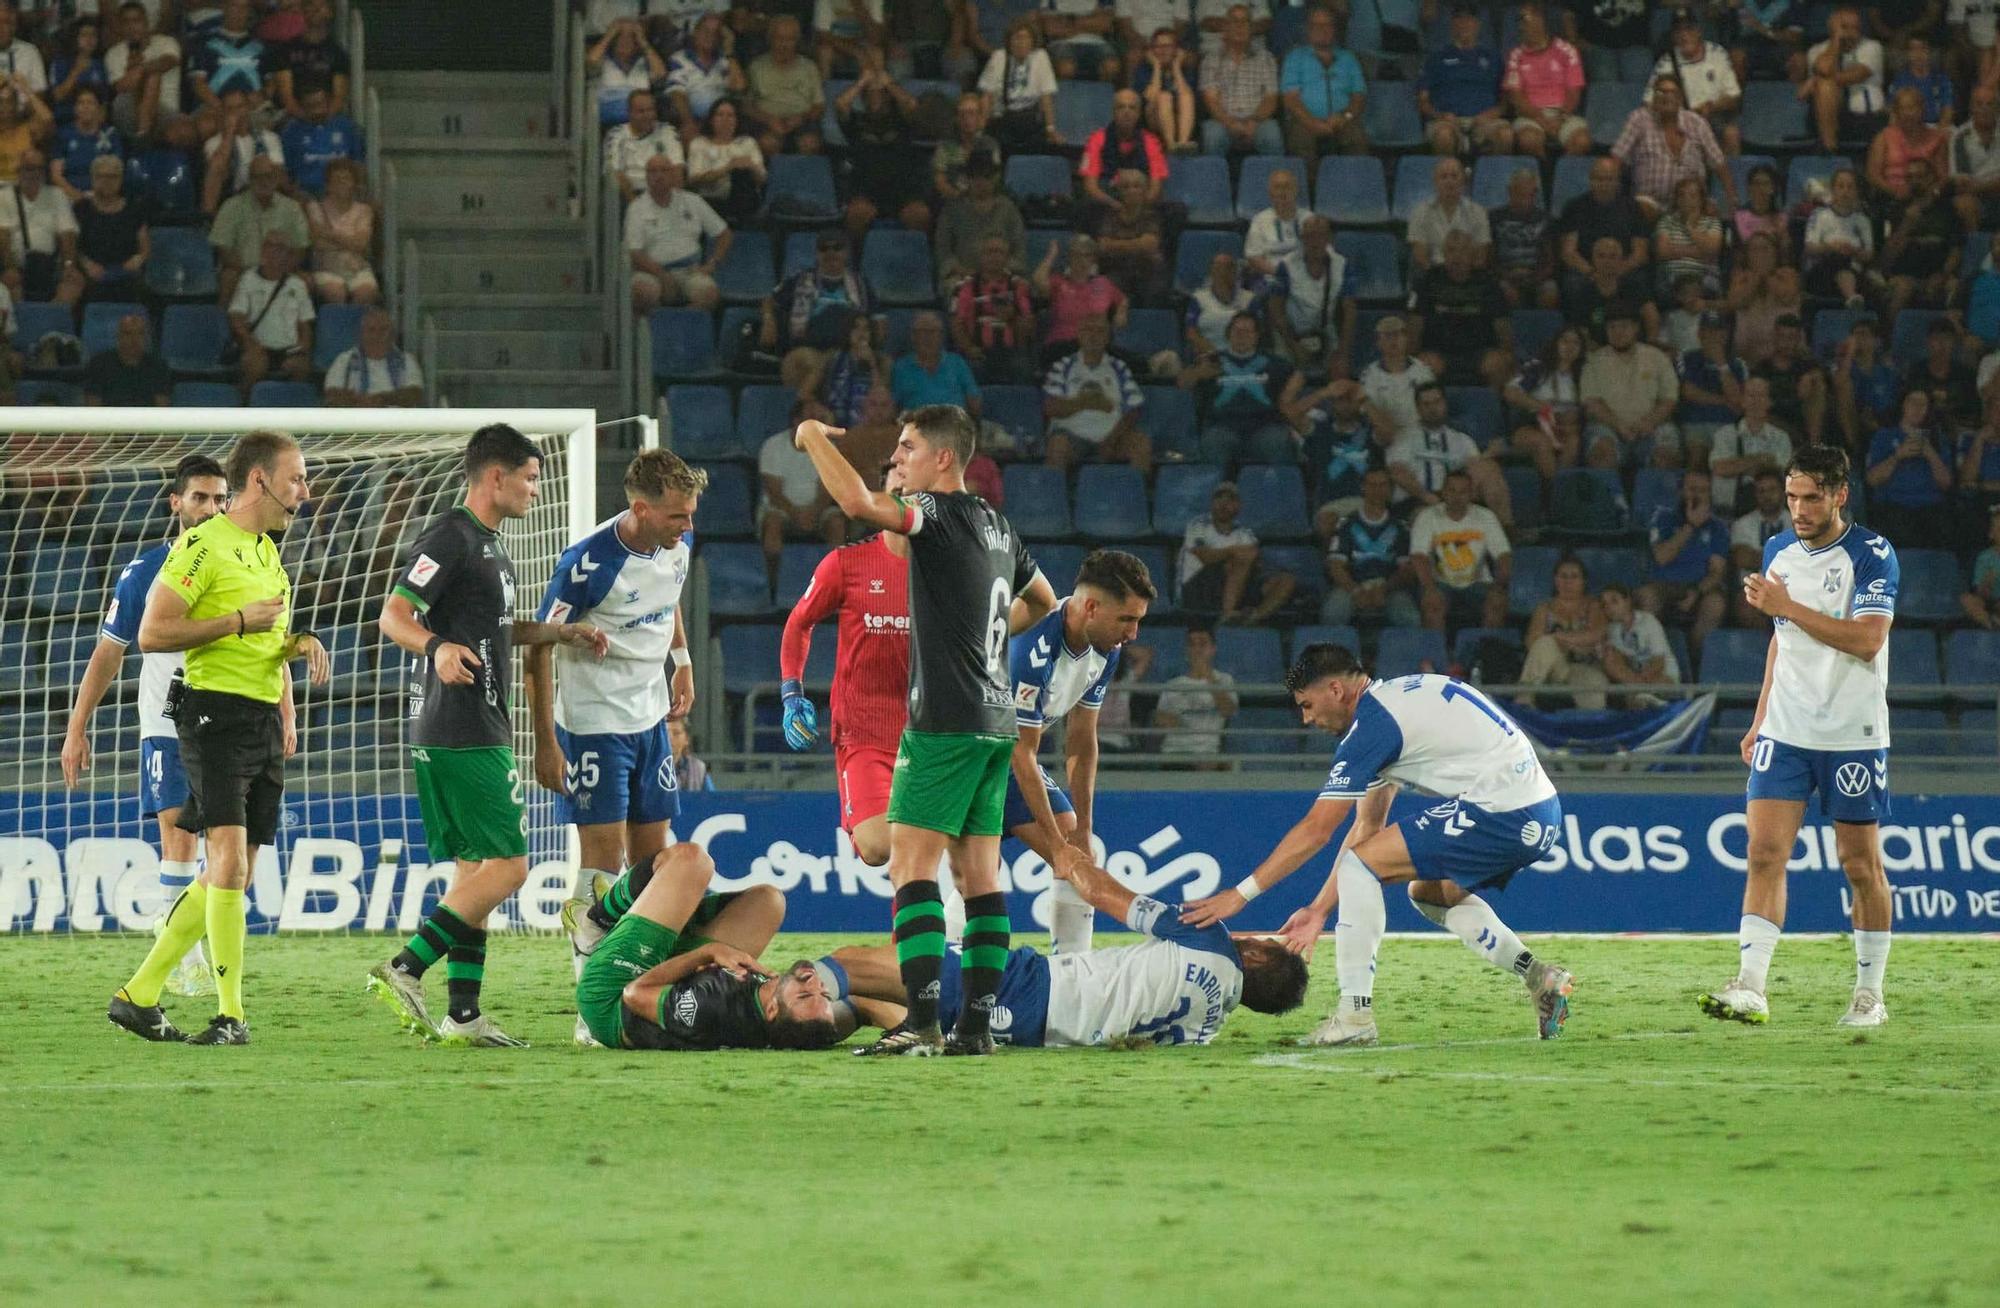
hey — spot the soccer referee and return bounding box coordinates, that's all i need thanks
[108,430,330,1046]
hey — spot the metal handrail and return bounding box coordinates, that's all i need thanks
[362,86,382,200]
[381,158,401,340]
[348,6,367,140]
[400,237,422,366]
[421,313,440,405]
[553,0,570,139]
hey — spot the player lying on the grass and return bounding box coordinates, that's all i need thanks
[65,453,229,1001]
[575,843,901,1050]
[830,855,1309,1047]
[1182,643,1574,1048]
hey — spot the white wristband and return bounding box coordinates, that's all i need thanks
[669,647,692,668]
[1234,876,1262,903]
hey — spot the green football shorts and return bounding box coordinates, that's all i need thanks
[575,893,738,1048]
[884,730,1015,838]
[410,745,528,862]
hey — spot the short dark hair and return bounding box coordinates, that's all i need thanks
[1236,938,1310,1015]
[1600,581,1631,601]
[224,430,298,493]
[1788,443,1850,493]
[1075,548,1157,603]
[901,403,979,470]
[1285,641,1365,693]
[1554,550,1587,581]
[463,423,540,480]
[1415,380,1447,403]
[764,1013,843,1050]
[1753,468,1783,486]
[170,452,227,496]
[1928,317,1959,339]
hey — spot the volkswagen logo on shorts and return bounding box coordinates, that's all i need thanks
[659,759,678,792]
[1835,763,1871,797]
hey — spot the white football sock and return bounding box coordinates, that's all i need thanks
[1853,930,1890,995]
[1737,914,1782,992]
[158,859,198,893]
[1049,877,1095,955]
[1334,849,1385,1004]
[569,866,616,901]
[937,856,966,943]
[1442,895,1535,978]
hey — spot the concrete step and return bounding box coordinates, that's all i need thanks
[388,136,572,158]
[403,225,588,258]
[378,98,556,139]
[394,167,571,222]
[431,328,607,370]
[423,294,606,333]
[421,250,593,296]
[398,210,585,238]
[439,368,628,415]
[373,70,553,98]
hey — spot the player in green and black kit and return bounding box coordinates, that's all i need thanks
[365,425,608,1047]
[793,405,1065,1056]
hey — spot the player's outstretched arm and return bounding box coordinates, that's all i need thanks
[1181,795,1356,927]
[1052,853,1136,922]
[1277,784,1397,957]
[793,419,910,534]
[1063,705,1101,856]
[60,637,126,788]
[778,552,843,750]
[512,618,611,656]
[524,644,567,794]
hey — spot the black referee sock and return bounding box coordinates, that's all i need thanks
[955,893,1011,1041]
[391,904,476,979]
[446,930,487,1024]
[892,881,947,1032]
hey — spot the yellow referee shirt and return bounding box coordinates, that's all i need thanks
[156,512,292,704]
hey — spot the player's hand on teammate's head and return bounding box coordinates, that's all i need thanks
[432,642,481,685]
[1275,907,1327,959]
[1180,888,1245,927]
[239,594,285,633]
[793,418,846,450]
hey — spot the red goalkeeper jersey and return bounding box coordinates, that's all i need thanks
[778,534,910,750]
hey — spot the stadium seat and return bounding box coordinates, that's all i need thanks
[1785,155,1848,205]
[1032,543,1087,594]
[1954,709,1998,755]
[130,146,199,221]
[1452,625,1524,670]
[1810,307,1870,360]
[1229,705,1303,755]
[312,303,366,370]
[1163,153,1233,227]
[1004,153,1074,218]
[28,545,96,614]
[1444,386,1501,448]
[779,230,818,278]
[1332,231,1402,303]
[862,228,936,306]
[1547,468,1630,536]
[1234,465,1309,539]
[1389,154,1437,222]
[702,544,774,616]
[1631,468,1682,527]
[1024,226,1064,272]
[17,379,82,404]
[1889,310,1950,370]
[1268,3,1309,56]
[1701,629,1770,684]
[691,463,752,538]
[878,307,917,355]
[1947,629,2000,684]
[818,79,854,147]
[1890,629,1941,685]
[763,154,840,222]
[1003,465,1072,538]
[650,307,719,381]
[1312,155,1390,226]
[1073,465,1149,540]
[1374,627,1448,678]
[1127,544,1174,612]
[80,302,145,359]
[1235,154,1309,221]
[249,380,318,406]
[719,622,782,695]
[171,380,241,407]
[1362,80,1423,150]
[1543,157,1592,218]
[1114,307,1177,358]
[1291,625,1360,661]
[980,384,1044,452]
[735,384,794,451]
[664,385,739,460]
[1140,385,1197,459]
[1897,549,1964,623]
[144,227,218,299]
[1153,464,1224,536]
[1265,543,1324,603]
[1897,708,1952,757]
[320,625,374,695]
[13,301,76,356]
[1718,154,1782,210]
[1572,546,1647,592]
[1212,627,1282,683]
[775,544,823,607]
[1502,465,1543,532]
[156,304,226,376]
[1174,230,1244,293]
[1471,156,1540,210]
[1508,544,1559,617]
[1053,80,1114,143]
[1510,308,1563,360]
[712,229,775,304]
[1587,81,1644,147]
[1741,83,1809,151]
[1961,229,1992,282]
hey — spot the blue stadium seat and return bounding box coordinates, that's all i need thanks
[650,307,719,380]
[878,307,917,354]
[1452,625,1524,670]
[249,380,319,406]
[1332,231,1402,302]
[1510,308,1564,359]
[1890,629,1941,685]
[763,154,840,222]
[1269,3,1309,56]
[1054,81,1114,143]
[1961,229,1993,282]
[1031,543,1086,594]
[1375,628,1448,678]
[702,544,774,616]
[160,303,229,374]
[1390,154,1437,222]
[1719,154,1783,209]
[17,379,83,404]
[1702,629,1770,684]
[1897,708,1952,757]
[1292,625,1361,660]
[1212,627,1282,683]
[1548,468,1630,535]
[1128,544,1174,612]
[1587,81,1644,147]
[780,230,818,278]
[1174,230,1244,293]
[1471,155,1541,210]
[171,380,241,406]
[692,463,752,537]
[1114,307,1177,358]
[818,79,854,148]
[1947,630,2000,684]
[1503,465,1543,532]
[1163,153,1234,227]
[863,228,936,306]
[1141,385,1197,459]
[1444,386,1501,448]
[1549,153,1594,214]
[1073,465,1149,540]
[1262,544,1324,605]
[130,147,198,221]
[1153,463,1224,536]
[1312,155,1390,226]
[1785,155,1848,204]
[1024,226,1064,271]
[29,545,95,614]
[1898,549,1964,623]
[1235,154,1309,221]
[145,227,218,299]
[736,383,796,452]
[81,302,145,359]
[1889,310,1951,370]
[1235,465,1309,539]
[13,301,75,355]
[1572,546,1647,592]
[716,305,760,369]
[1004,153,1074,221]
[1954,709,1998,756]
[1229,705,1304,755]
[1810,307,1871,360]
[665,385,739,460]
[1003,465,1072,538]
[312,303,366,370]
[1363,80,1423,150]
[1508,544,1560,617]
[1631,468,1682,527]
[775,544,824,607]
[719,622,782,695]
[981,384,1044,451]
[1741,83,1809,151]
[713,229,775,304]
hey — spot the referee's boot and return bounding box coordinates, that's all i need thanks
[186,1014,249,1045]
[107,990,188,1042]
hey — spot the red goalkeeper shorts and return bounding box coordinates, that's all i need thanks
[835,744,897,833]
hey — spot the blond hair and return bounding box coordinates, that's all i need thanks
[626,448,709,500]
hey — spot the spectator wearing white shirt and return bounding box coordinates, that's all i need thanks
[1267,213,1353,380]
[1950,83,2000,231]
[626,153,731,312]
[977,20,1061,153]
[1183,249,1255,357]
[1043,312,1151,473]
[1651,12,1742,155]
[0,4,47,93]
[1242,166,1302,281]
[323,308,424,408]
[1178,481,1295,622]
[228,232,315,394]
[201,87,284,216]
[759,395,847,582]
[1410,469,1511,634]
[1802,6,1886,153]
[1406,156,1491,270]
[1951,1,2000,96]
[1600,581,1678,703]
[1154,626,1238,765]
[663,13,745,141]
[605,89,684,207]
[104,1,181,139]
[1707,376,1793,514]
[1358,314,1438,439]
[588,17,665,127]
[1728,468,1793,623]
[1387,381,1514,526]
[0,147,83,306]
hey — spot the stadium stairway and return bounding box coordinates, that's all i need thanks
[373,70,624,417]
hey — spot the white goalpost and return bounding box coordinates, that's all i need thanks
[0,407,647,937]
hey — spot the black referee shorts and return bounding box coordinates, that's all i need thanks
[176,688,286,847]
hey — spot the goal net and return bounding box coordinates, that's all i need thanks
[0,407,613,935]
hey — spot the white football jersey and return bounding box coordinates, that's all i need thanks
[1041,896,1243,1047]
[100,540,183,740]
[1759,523,1898,750]
[534,516,691,735]
[1320,673,1556,812]
[1009,599,1118,729]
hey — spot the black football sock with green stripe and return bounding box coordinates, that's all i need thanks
[892,881,947,1031]
[955,893,1011,1040]
[588,864,648,930]
[445,929,487,1023]
[391,904,476,979]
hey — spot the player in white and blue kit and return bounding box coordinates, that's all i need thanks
[1184,643,1575,1046]
[1002,549,1156,955]
[526,451,704,1041]
[60,455,231,996]
[1703,446,1898,1029]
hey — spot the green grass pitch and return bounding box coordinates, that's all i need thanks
[3,933,1996,1306]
